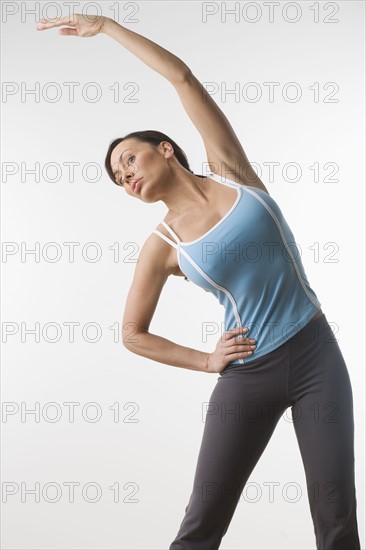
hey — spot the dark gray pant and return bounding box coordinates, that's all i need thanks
[169,313,361,549]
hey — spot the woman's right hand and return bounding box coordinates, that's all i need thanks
[205,327,256,374]
[36,14,110,37]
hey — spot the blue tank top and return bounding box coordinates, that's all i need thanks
[152,172,322,364]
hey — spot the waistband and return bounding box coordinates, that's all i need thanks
[221,312,331,375]
[286,311,328,344]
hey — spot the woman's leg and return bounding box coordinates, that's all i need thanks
[169,344,291,549]
[288,314,361,550]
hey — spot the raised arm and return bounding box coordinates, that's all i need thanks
[102,18,268,192]
[37,14,268,192]
[102,18,191,85]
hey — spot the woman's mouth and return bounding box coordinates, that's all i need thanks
[132,178,142,193]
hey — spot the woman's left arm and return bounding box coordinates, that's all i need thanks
[103,19,267,192]
[102,18,191,85]
[37,14,267,192]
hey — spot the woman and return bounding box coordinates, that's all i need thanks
[37,14,361,549]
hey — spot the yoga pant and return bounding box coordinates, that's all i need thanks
[169,313,361,549]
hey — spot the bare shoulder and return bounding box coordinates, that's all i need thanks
[209,163,270,195]
[122,232,173,341]
[173,72,270,196]
[147,226,178,274]
[236,174,270,195]
[142,230,172,266]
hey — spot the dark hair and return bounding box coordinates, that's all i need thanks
[104,129,205,186]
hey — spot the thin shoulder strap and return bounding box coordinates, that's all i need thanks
[208,171,242,189]
[152,229,178,250]
[161,221,181,244]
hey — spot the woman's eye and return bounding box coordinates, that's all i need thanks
[117,155,135,186]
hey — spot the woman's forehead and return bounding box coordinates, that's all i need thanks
[110,140,137,164]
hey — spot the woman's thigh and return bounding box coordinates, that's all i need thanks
[193,344,292,512]
[288,315,358,522]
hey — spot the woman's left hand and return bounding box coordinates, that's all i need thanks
[36,14,109,37]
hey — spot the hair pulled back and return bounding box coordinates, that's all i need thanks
[104,129,205,186]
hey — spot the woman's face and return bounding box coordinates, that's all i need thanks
[109,138,173,201]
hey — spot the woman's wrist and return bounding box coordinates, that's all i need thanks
[204,353,211,373]
[101,17,118,35]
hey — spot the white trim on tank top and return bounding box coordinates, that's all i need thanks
[155,172,242,247]
[151,171,247,364]
[151,171,319,342]
[151,171,242,248]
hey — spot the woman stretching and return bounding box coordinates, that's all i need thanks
[37,14,361,549]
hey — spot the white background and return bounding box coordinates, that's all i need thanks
[1,1,365,549]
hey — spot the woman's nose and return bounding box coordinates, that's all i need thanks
[124,174,134,186]
[124,173,138,190]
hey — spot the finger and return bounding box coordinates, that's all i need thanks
[226,337,256,348]
[225,349,253,360]
[228,342,256,353]
[38,16,77,28]
[233,335,256,343]
[224,331,253,343]
[223,327,248,341]
[58,28,78,36]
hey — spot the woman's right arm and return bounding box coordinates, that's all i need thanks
[122,234,210,372]
[122,234,256,373]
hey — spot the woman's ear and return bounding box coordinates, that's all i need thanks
[160,141,175,159]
